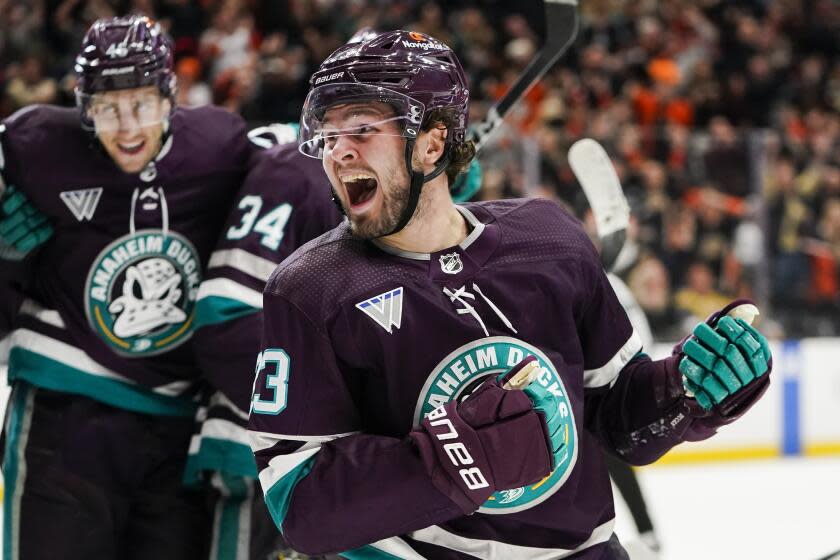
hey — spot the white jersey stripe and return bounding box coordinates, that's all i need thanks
[409,518,615,559]
[248,429,358,451]
[18,299,65,329]
[11,329,129,383]
[197,278,264,310]
[0,333,9,367]
[208,248,278,283]
[199,418,251,446]
[257,444,321,496]
[363,537,427,560]
[209,390,250,420]
[8,329,188,397]
[583,329,643,388]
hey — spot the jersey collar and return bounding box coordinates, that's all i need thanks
[371,205,501,283]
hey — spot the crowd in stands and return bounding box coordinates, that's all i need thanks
[1,0,838,339]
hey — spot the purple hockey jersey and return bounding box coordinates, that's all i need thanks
[187,141,341,480]
[248,198,711,559]
[194,142,342,410]
[1,104,253,416]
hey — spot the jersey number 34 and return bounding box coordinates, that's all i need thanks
[227,195,293,251]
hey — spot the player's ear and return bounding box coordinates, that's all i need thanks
[422,125,447,166]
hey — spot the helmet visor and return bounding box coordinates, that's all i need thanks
[77,87,169,133]
[299,83,425,159]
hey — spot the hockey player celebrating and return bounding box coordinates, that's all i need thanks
[248,30,773,558]
[0,16,255,559]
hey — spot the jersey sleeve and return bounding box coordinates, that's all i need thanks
[0,115,38,355]
[248,291,461,555]
[0,260,29,355]
[189,145,341,483]
[577,247,717,464]
[193,145,341,410]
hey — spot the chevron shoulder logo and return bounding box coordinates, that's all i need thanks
[60,188,103,221]
[355,287,403,334]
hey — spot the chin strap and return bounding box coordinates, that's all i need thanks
[382,138,450,237]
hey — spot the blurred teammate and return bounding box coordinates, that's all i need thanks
[247,30,773,558]
[188,126,341,559]
[0,16,254,559]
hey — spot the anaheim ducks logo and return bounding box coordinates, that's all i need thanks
[414,336,578,514]
[85,229,201,357]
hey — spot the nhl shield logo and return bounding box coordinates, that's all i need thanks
[85,229,201,357]
[439,252,463,275]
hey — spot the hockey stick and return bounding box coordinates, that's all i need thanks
[470,0,580,153]
[568,138,630,272]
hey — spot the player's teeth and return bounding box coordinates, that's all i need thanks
[342,173,374,182]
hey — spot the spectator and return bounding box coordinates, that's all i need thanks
[5,52,57,110]
[674,260,732,324]
[0,0,837,337]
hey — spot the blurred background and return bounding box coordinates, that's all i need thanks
[3,0,839,338]
[0,0,838,558]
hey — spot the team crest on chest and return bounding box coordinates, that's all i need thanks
[439,252,463,274]
[84,229,201,356]
[414,336,578,514]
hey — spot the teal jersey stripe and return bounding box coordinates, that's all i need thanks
[3,383,33,560]
[213,474,251,560]
[194,295,260,330]
[340,546,406,560]
[9,348,197,417]
[184,438,259,486]
[263,456,316,532]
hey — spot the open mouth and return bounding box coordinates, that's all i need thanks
[117,140,146,156]
[342,173,378,208]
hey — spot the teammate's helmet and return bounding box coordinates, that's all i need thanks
[75,16,175,129]
[299,30,469,158]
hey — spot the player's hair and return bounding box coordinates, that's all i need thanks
[421,107,476,186]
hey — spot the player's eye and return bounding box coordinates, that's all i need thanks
[95,104,118,117]
[134,98,156,114]
[322,132,338,150]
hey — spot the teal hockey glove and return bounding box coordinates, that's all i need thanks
[678,302,772,411]
[450,159,482,203]
[498,356,566,471]
[0,185,53,260]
